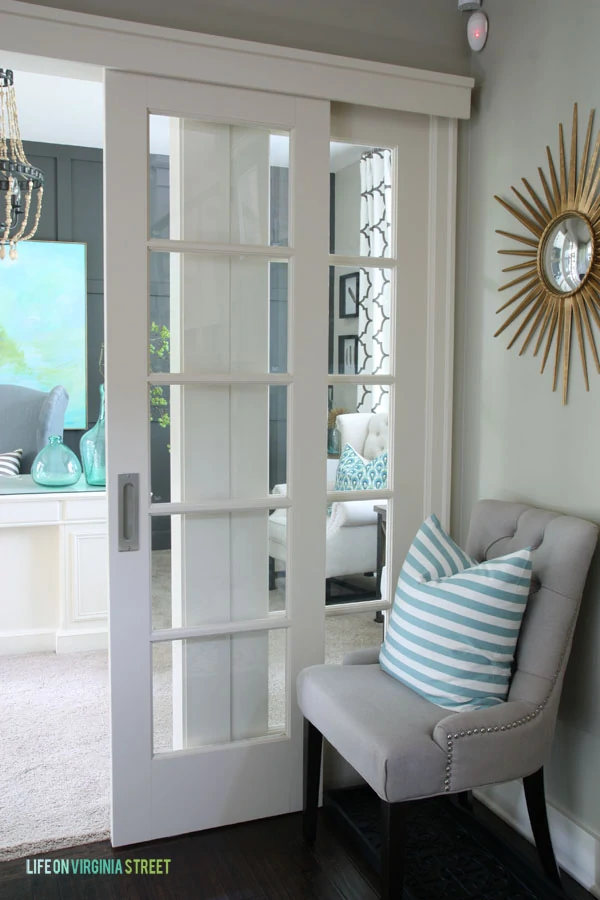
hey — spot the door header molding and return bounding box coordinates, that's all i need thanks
[0,0,473,119]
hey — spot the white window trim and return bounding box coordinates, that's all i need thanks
[0,0,473,119]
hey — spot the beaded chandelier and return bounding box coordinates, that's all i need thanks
[0,69,44,260]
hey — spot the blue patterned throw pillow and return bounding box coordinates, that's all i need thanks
[380,514,532,712]
[334,444,387,491]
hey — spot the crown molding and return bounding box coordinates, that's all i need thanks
[0,0,473,119]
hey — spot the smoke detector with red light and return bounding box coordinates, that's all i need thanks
[467,10,488,51]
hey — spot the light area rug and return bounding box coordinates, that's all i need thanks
[0,566,382,861]
[0,650,111,860]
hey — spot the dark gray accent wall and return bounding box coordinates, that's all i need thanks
[269,263,288,491]
[269,167,289,491]
[329,172,335,373]
[22,140,172,548]
[148,154,172,550]
[23,141,104,454]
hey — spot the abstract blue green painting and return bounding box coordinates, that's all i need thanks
[0,241,87,428]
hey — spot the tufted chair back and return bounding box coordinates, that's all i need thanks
[466,500,597,747]
[0,384,69,474]
[336,412,388,460]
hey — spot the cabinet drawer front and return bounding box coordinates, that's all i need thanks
[63,497,108,521]
[0,500,61,526]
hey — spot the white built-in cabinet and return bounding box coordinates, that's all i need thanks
[0,490,108,654]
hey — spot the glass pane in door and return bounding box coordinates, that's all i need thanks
[153,629,287,752]
[151,510,287,629]
[149,253,289,376]
[323,496,380,605]
[149,115,289,245]
[327,384,390,480]
[330,142,394,257]
[149,384,287,503]
[328,265,392,377]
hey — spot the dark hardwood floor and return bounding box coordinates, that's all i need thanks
[0,801,594,900]
[0,813,380,900]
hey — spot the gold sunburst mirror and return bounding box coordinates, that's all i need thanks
[494,104,600,404]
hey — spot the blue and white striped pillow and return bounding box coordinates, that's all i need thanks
[379,514,532,712]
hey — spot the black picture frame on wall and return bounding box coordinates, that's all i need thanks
[338,335,358,374]
[339,271,359,318]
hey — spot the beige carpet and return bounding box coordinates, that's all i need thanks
[0,557,382,860]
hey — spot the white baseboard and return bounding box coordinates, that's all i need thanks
[0,629,56,655]
[0,627,108,654]
[475,784,600,897]
[55,629,108,653]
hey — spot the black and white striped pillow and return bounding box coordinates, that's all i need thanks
[0,449,23,476]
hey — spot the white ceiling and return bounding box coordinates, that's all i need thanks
[1,53,372,170]
[7,69,105,150]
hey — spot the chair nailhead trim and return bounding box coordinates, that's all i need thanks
[442,695,551,793]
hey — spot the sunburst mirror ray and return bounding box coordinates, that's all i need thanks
[495,104,600,403]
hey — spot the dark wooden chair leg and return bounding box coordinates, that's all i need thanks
[456,790,473,812]
[303,719,323,844]
[381,800,407,900]
[523,768,563,889]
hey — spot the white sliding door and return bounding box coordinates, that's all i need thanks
[105,71,329,845]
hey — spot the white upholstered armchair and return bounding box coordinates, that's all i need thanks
[268,412,388,588]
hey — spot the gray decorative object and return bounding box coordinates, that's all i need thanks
[338,335,358,374]
[339,271,359,318]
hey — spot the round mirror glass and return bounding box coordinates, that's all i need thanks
[542,214,594,293]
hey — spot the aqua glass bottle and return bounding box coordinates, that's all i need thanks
[31,435,82,487]
[80,384,106,486]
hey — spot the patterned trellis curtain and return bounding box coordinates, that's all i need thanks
[356,148,392,413]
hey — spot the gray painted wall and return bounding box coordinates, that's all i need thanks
[17,0,470,75]
[454,0,600,840]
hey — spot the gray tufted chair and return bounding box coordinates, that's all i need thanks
[0,384,69,474]
[297,500,598,899]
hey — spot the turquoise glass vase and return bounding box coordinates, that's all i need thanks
[31,435,82,487]
[327,426,341,456]
[80,384,106,486]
